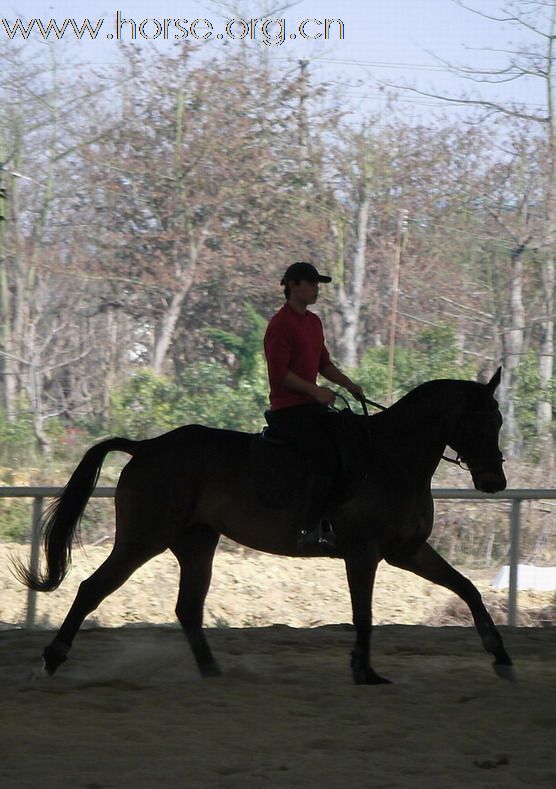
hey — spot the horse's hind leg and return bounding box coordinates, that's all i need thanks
[170,524,221,678]
[386,542,514,679]
[43,543,161,675]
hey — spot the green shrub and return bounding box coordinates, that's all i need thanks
[357,323,475,405]
[0,499,32,541]
[110,358,269,439]
[110,369,186,438]
[514,352,556,450]
[0,408,36,465]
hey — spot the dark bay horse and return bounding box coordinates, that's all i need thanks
[17,369,513,684]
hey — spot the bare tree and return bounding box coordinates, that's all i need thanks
[385,0,555,458]
[0,46,124,450]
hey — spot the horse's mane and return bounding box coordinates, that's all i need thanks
[371,378,495,430]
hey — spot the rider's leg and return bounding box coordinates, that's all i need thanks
[265,404,339,549]
[297,472,336,548]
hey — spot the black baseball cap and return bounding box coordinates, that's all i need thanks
[280,261,332,285]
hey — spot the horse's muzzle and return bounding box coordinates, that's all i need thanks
[473,469,507,494]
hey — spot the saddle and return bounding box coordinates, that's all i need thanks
[250,409,369,510]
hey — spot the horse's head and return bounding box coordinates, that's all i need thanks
[449,368,506,494]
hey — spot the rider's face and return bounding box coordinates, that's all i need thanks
[292,279,319,305]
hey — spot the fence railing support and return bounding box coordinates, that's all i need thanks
[509,499,521,628]
[25,497,43,629]
[1,486,554,629]
[1,487,114,629]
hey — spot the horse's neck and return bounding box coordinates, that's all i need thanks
[376,386,460,479]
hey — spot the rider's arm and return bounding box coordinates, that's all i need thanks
[320,363,364,398]
[280,370,335,406]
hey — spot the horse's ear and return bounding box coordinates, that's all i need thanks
[486,366,502,393]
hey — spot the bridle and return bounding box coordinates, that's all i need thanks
[444,408,505,472]
[332,393,505,472]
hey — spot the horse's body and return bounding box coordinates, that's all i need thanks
[18,371,513,684]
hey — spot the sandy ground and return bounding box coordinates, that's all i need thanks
[1,543,555,788]
[1,625,555,788]
[1,542,554,630]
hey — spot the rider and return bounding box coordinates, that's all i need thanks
[263,261,364,550]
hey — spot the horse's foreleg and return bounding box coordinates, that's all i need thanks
[344,549,391,685]
[171,524,221,678]
[386,542,514,679]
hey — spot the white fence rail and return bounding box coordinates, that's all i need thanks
[1,487,555,628]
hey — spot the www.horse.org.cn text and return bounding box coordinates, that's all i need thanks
[1,14,346,46]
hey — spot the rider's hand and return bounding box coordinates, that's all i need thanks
[313,386,337,407]
[346,382,365,401]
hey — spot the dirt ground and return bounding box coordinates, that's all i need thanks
[1,542,555,788]
[1,625,555,788]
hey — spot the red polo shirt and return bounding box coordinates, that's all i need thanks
[264,302,331,410]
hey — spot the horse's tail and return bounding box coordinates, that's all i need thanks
[15,437,137,592]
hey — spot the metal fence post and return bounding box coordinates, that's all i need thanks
[508,498,521,627]
[25,496,43,629]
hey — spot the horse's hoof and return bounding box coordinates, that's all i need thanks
[353,669,392,686]
[493,661,517,682]
[42,642,69,676]
[200,662,221,678]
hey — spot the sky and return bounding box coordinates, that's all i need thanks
[1,0,548,121]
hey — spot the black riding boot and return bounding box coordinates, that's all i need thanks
[297,474,337,551]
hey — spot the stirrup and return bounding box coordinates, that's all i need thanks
[318,519,337,548]
[298,520,337,549]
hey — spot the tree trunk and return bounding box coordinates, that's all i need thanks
[101,307,120,425]
[337,189,369,368]
[336,138,372,368]
[501,248,525,458]
[0,257,17,420]
[538,18,556,462]
[151,242,200,375]
[537,255,554,460]
[0,127,15,419]
[26,329,50,456]
[152,287,190,375]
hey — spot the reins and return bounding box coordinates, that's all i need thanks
[331,392,385,418]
